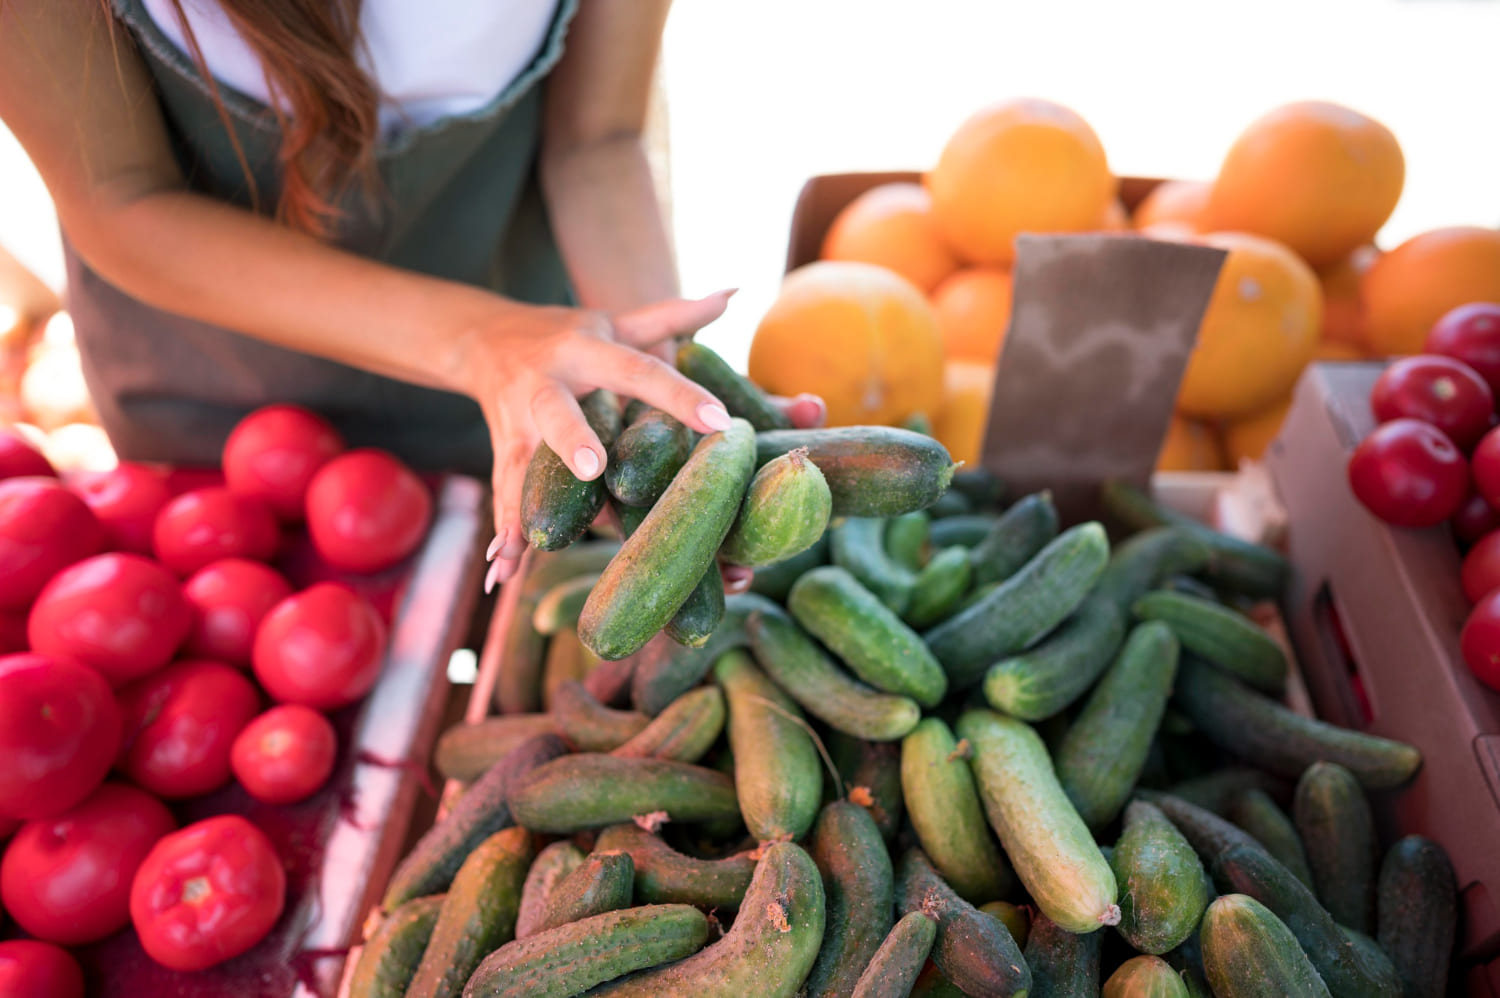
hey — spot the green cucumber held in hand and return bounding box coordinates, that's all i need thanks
[520,390,623,551]
[676,340,792,431]
[755,426,956,517]
[605,408,694,508]
[720,447,832,567]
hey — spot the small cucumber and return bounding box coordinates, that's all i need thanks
[1094,526,1213,616]
[951,467,1007,509]
[804,801,896,998]
[433,715,559,784]
[534,850,634,933]
[1132,590,1287,694]
[903,546,973,629]
[1111,800,1210,955]
[1104,955,1189,998]
[1377,835,1457,998]
[1227,789,1315,890]
[714,648,822,842]
[507,754,741,833]
[676,341,791,431]
[1055,620,1180,828]
[851,912,938,998]
[515,841,584,939]
[1135,791,1273,867]
[594,823,755,909]
[623,398,649,424]
[982,593,1126,721]
[1024,911,1101,997]
[928,489,974,518]
[584,646,638,707]
[614,504,724,651]
[551,681,650,753]
[348,894,443,998]
[628,593,787,715]
[928,514,996,547]
[1200,893,1331,998]
[895,849,1032,998]
[968,491,1059,586]
[720,448,832,568]
[541,629,600,711]
[612,686,725,762]
[1166,768,1290,816]
[533,573,601,636]
[886,510,932,572]
[789,565,947,708]
[832,517,918,613]
[1162,574,1221,603]
[957,709,1120,933]
[754,426,956,517]
[1293,761,1377,935]
[829,732,905,843]
[900,718,1013,904]
[605,408,694,508]
[521,390,623,551]
[978,901,1029,950]
[749,534,829,602]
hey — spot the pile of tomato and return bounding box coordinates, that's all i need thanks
[0,405,433,994]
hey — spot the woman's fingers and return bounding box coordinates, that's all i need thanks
[720,563,753,595]
[561,336,731,435]
[530,380,606,480]
[773,392,828,429]
[611,289,736,350]
[484,409,536,593]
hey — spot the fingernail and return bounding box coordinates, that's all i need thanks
[698,402,732,431]
[486,532,505,561]
[726,574,751,594]
[574,447,601,479]
[718,288,739,300]
[484,560,503,595]
[501,537,527,561]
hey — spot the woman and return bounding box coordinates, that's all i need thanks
[0,0,821,591]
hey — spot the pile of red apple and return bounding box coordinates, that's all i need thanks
[0,406,434,990]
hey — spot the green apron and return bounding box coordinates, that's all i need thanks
[66,0,580,477]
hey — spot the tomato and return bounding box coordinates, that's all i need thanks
[0,817,17,842]
[1471,425,1500,512]
[1,782,175,944]
[1461,588,1500,693]
[0,429,56,481]
[1346,419,1468,528]
[116,660,261,799]
[1463,531,1500,603]
[253,583,386,709]
[0,478,102,611]
[231,705,338,804]
[183,558,293,666]
[1426,302,1500,398]
[1369,355,1495,451]
[0,940,84,998]
[223,404,344,521]
[70,463,171,555]
[163,467,225,497]
[275,531,407,625]
[153,487,280,576]
[305,449,431,573]
[1452,489,1500,546]
[0,654,121,820]
[0,611,25,655]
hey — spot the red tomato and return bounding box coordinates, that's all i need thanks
[305,450,431,574]
[223,405,344,521]
[1471,426,1500,512]
[275,531,407,624]
[0,940,84,998]
[27,553,191,687]
[1463,532,1500,603]
[230,705,338,804]
[1461,588,1500,693]
[0,611,25,655]
[1426,302,1500,398]
[183,559,293,666]
[0,654,121,820]
[0,429,55,481]
[0,478,102,611]
[162,467,226,497]
[1369,355,1495,451]
[253,583,386,709]
[1,782,175,944]
[1346,419,1468,528]
[0,817,17,841]
[153,487,280,576]
[1452,489,1500,546]
[116,660,261,799]
[70,463,171,554]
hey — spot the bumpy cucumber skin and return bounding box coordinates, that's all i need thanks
[535,851,635,933]
[754,427,956,518]
[895,849,1031,998]
[433,714,559,784]
[348,894,443,998]
[887,510,932,572]
[1024,910,1101,998]
[900,718,1013,904]
[1094,527,1213,616]
[606,408,693,508]
[957,709,1120,933]
[533,573,601,636]
[832,517,918,613]
[594,823,755,909]
[1055,621,1180,828]
[676,341,791,431]
[507,754,741,833]
[1201,894,1332,998]
[720,448,832,568]
[803,801,895,998]
[664,568,725,648]
[749,534,830,602]
[1104,955,1190,998]
[982,592,1126,721]
[904,546,974,629]
[1111,800,1210,955]
[928,514,996,547]
[515,841,585,940]
[1377,836,1457,998]
[628,593,786,716]
[612,686,725,762]
[580,419,757,661]
[829,732,905,843]
[1172,657,1422,789]
[462,904,711,998]
[552,681,650,753]
[1132,590,1287,694]
[521,390,623,551]
[969,491,1059,586]
[1294,761,1378,935]
[714,649,822,842]
[851,911,938,998]
[1136,791,1274,867]
[1227,789,1315,890]
[587,842,826,997]
[746,609,921,742]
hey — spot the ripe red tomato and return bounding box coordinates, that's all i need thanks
[0,429,55,481]
[1346,419,1468,528]
[1462,532,1500,603]
[1,782,175,944]
[153,487,280,576]
[162,467,226,497]
[130,814,286,971]
[116,660,261,799]
[1426,302,1500,398]
[0,478,102,611]
[70,463,171,555]
[1369,355,1495,451]
[0,940,84,998]
[253,583,386,709]
[231,705,338,804]
[0,654,121,820]
[1471,426,1500,512]
[223,405,344,521]
[305,450,431,574]
[1461,588,1500,693]
[183,559,293,666]
[1452,489,1500,546]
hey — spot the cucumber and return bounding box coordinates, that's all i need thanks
[804,801,895,998]
[587,842,826,997]
[612,686,725,763]
[928,489,974,518]
[746,609,921,741]
[829,732,905,843]
[623,398,649,425]
[507,754,741,833]
[754,427,956,517]
[1111,800,1210,955]
[851,911,938,998]
[928,514,997,547]
[1166,768,1289,816]
[348,894,443,998]
[900,718,1013,904]
[926,522,1110,690]
[551,681,650,753]
[433,715,559,784]
[605,408,694,508]
[406,826,533,998]
[462,904,711,998]
[664,569,725,649]
[957,709,1120,933]
[714,648,822,842]
[628,593,786,716]
[1094,527,1214,616]
[1200,893,1331,998]
[886,511,932,572]
[1226,789,1315,890]
[542,629,600,711]
[789,566,947,708]
[584,649,638,707]
[515,841,584,939]
[384,734,567,910]
[749,534,829,602]
[1023,911,1101,998]
[895,849,1031,998]
[533,573,601,636]
[969,491,1059,586]
[594,822,755,909]
[903,546,973,629]
[951,468,1007,509]
[1176,969,1212,998]
[720,447,832,567]
[1055,620,1180,828]
[978,901,1029,950]
[982,593,1126,721]
[1377,836,1457,998]
[1293,762,1377,935]
[521,390,623,551]
[1132,590,1287,694]
[1172,657,1422,789]
[676,341,791,431]
[1104,955,1189,998]
[580,418,757,660]
[832,516,918,613]
[1135,791,1273,868]
[1162,575,1221,603]
[535,850,635,933]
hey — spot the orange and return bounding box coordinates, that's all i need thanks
[933,360,995,466]
[749,261,944,427]
[1133,180,1211,232]
[1156,416,1227,472]
[1205,101,1404,268]
[1361,226,1500,357]
[1098,198,1129,232]
[1318,244,1380,349]
[1177,232,1323,420]
[926,99,1115,265]
[1222,395,1293,465]
[820,183,962,293]
[930,267,1013,363]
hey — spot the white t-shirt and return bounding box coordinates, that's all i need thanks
[141,0,563,141]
